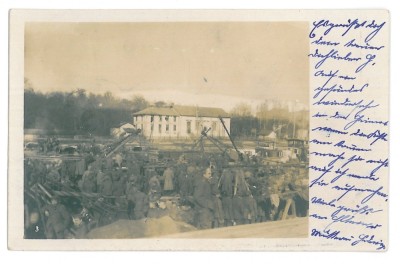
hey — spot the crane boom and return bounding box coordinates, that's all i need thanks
[219,117,241,157]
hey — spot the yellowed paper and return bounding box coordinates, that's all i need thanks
[8,9,389,251]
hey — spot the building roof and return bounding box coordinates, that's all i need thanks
[133,105,230,118]
[118,123,135,128]
[133,106,179,117]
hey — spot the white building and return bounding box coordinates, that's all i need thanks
[133,105,231,139]
[110,122,136,138]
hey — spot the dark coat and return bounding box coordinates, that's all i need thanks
[193,177,214,211]
[42,203,70,238]
[99,176,113,196]
[82,175,97,193]
[126,185,149,219]
[178,171,193,197]
[193,176,214,229]
[219,169,235,197]
[112,171,126,196]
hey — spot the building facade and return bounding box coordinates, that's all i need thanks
[132,105,231,140]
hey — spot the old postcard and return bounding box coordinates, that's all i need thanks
[8,9,389,251]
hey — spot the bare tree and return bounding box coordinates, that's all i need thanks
[230,102,252,117]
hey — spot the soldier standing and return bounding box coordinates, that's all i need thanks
[210,169,224,228]
[193,167,214,229]
[163,165,175,196]
[148,173,162,205]
[126,183,149,220]
[42,197,71,239]
[81,171,97,193]
[96,167,106,191]
[79,165,93,190]
[99,173,113,199]
[177,165,193,199]
[232,168,252,225]
[46,164,61,190]
[218,168,235,226]
[112,168,127,206]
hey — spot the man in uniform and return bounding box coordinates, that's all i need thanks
[148,173,162,205]
[162,165,175,196]
[81,171,97,193]
[99,171,113,195]
[46,164,61,190]
[210,169,224,228]
[232,168,252,225]
[42,196,71,239]
[126,182,149,220]
[177,164,193,199]
[218,168,235,226]
[193,167,214,229]
[96,166,106,191]
[112,168,127,207]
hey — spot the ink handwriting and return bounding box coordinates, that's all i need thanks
[309,19,386,44]
[309,16,388,250]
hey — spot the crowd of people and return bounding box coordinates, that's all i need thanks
[24,145,309,239]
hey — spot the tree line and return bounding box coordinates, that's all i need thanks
[24,87,149,136]
[229,102,309,139]
[24,85,308,139]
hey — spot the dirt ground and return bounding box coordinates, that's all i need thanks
[87,216,307,239]
[163,217,308,239]
[86,216,197,239]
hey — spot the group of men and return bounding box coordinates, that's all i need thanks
[24,147,308,239]
[191,165,308,229]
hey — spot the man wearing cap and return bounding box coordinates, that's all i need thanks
[193,167,214,229]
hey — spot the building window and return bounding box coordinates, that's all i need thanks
[159,115,162,122]
[187,121,191,134]
[166,124,169,132]
[159,124,162,133]
[173,116,177,122]
[173,125,177,132]
[151,115,154,122]
[165,115,169,121]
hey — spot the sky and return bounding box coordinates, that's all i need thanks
[25,22,309,111]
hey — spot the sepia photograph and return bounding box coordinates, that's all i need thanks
[2,1,397,263]
[8,8,391,253]
[22,21,310,240]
